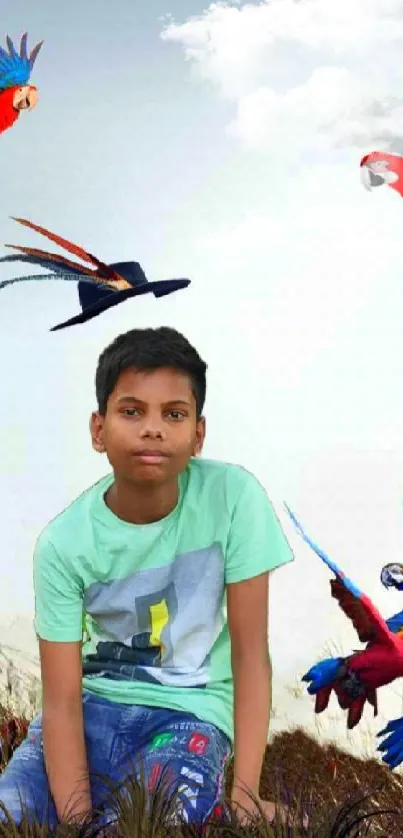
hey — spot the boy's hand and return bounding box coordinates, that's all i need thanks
[39,639,91,822]
[231,792,307,828]
[231,791,283,823]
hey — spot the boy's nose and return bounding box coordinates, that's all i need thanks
[139,425,165,440]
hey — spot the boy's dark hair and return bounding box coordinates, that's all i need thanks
[95,326,207,417]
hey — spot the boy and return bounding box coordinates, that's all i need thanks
[0,326,293,827]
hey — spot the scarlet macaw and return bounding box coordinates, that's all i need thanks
[285,504,403,769]
[360,151,403,199]
[0,33,43,136]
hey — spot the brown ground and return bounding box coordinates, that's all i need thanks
[237,726,403,834]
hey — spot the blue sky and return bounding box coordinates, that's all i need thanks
[3,0,403,754]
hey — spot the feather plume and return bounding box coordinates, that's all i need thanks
[0,273,106,291]
[11,218,122,281]
[0,253,84,275]
[4,245,101,278]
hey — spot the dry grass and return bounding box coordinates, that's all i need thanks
[0,708,29,771]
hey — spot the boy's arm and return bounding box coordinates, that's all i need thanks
[224,471,294,818]
[33,532,89,822]
[227,571,271,806]
[40,638,91,823]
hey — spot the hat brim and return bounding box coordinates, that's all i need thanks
[50,278,191,331]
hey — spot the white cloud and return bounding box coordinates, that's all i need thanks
[162,0,403,154]
[162,1,403,429]
[195,159,403,390]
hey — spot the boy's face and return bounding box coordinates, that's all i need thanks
[90,367,205,486]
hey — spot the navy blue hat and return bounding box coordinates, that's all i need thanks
[0,218,190,331]
[52,261,190,331]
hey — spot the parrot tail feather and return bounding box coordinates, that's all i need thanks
[367,687,378,716]
[347,696,365,729]
[314,685,332,714]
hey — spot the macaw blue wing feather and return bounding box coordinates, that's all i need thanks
[19,33,27,63]
[377,717,403,768]
[28,40,43,68]
[0,273,105,291]
[284,503,361,598]
[302,658,345,694]
[386,609,403,635]
[0,34,43,90]
[284,503,392,645]
[5,36,18,60]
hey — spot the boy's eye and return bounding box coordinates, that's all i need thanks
[120,408,187,419]
[123,408,140,417]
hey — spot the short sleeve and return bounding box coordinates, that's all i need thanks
[225,471,294,584]
[33,533,84,642]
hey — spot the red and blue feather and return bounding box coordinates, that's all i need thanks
[285,503,403,768]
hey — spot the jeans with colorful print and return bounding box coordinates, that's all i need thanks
[0,692,232,827]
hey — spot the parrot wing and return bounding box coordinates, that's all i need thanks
[0,33,43,90]
[284,504,394,646]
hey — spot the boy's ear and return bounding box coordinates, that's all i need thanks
[90,411,106,453]
[193,416,206,456]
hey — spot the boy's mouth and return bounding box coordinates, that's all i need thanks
[132,450,169,465]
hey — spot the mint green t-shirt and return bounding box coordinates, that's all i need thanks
[34,458,293,742]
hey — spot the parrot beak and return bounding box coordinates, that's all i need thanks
[12,86,38,112]
[361,160,399,190]
[360,164,373,190]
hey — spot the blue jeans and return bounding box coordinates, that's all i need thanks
[0,692,232,827]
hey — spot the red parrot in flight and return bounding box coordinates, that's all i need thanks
[284,504,403,769]
[0,33,43,136]
[360,150,403,199]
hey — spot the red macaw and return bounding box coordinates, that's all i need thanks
[360,150,403,199]
[284,504,403,769]
[0,33,43,136]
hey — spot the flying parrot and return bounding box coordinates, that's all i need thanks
[0,33,43,136]
[284,503,403,769]
[360,150,403,199]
